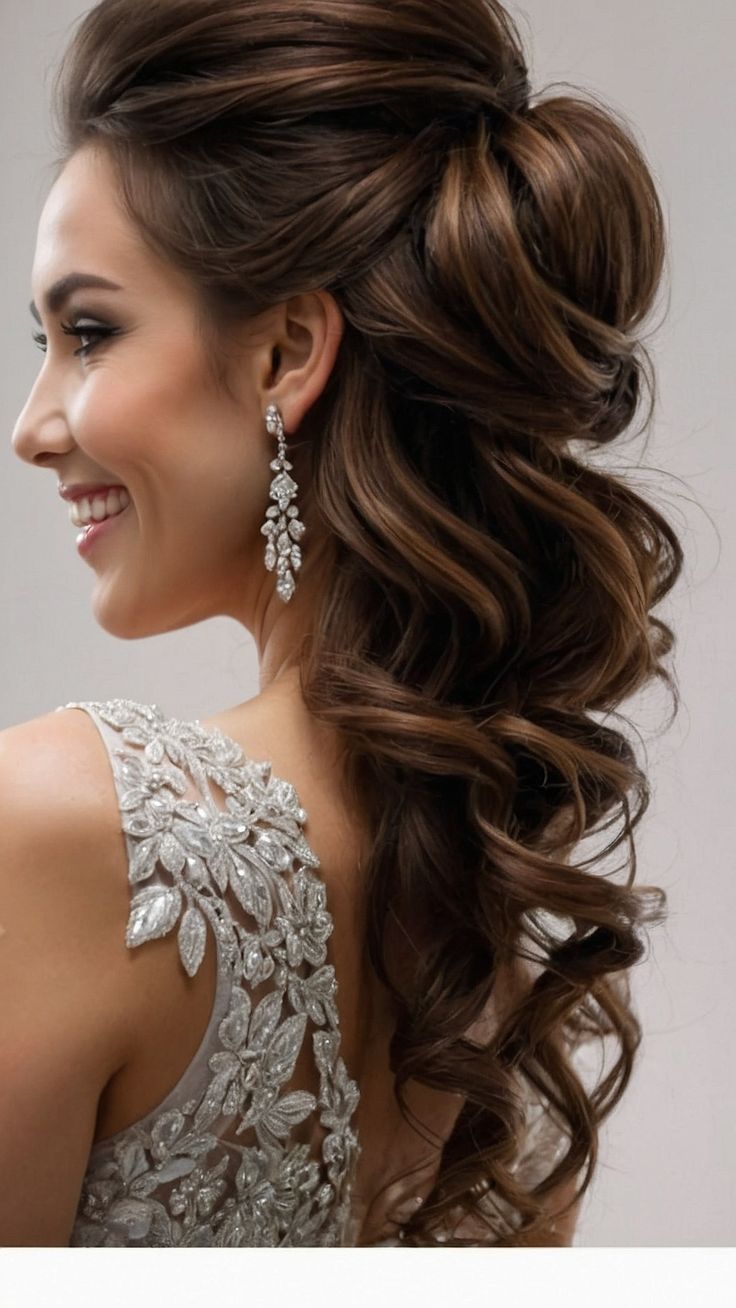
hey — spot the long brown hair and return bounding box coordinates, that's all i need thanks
[49,0,683,1244]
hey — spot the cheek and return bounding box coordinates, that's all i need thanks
[73,357,208,470]
[72,351,265,540]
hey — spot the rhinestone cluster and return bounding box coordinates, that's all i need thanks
[261,404,306,603]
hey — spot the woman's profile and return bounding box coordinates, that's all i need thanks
[2,0,683,1247]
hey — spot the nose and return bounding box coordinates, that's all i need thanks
[11,370,75,468]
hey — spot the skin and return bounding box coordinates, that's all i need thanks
[11,142,345,701]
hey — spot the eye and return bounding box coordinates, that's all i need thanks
[31,319,120,359]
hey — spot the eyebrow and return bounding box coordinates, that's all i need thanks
[29,273,123,323]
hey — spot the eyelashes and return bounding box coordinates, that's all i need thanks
[31,320,120,359]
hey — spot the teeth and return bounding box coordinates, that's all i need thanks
[70,487,131,527]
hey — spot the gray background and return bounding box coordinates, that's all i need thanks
[1,1,733,1246]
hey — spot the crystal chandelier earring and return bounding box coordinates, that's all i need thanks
[260,403,305,603]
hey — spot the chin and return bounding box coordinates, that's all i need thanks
[91,595,165,641]
[95,615,157,641]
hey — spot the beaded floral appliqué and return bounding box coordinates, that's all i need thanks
[60,698,361,1248]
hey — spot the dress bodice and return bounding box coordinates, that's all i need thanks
[57,698,361,1248]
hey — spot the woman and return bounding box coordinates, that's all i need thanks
[3,0,682,1247]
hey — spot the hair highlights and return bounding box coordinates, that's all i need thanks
[50,0,683,1244]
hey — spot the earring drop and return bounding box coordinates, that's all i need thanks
[260,403,305,603]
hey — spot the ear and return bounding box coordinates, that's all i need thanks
[261,290,345,433]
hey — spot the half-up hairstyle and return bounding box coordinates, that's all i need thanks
[50,0,683,1245]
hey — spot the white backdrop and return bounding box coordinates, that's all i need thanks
[1,0,733,1246]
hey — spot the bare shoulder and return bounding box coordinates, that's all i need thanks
[0,707,134,1242]
[0,706,133,1059]
[0,705,117,829]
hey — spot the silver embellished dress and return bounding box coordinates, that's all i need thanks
[56,699,361,1248]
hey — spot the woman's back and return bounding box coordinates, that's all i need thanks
[54,691,360,1245]
[51,688,468,1246]
[195,687,472,1244]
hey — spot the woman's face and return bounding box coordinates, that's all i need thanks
[11,144,340,660]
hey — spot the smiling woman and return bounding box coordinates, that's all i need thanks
[3,0,685,1248]
[13,140,331,643]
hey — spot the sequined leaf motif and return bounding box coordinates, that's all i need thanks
[106,1198,154,1240]
[173,809,216,859]
[267,777,304,816]
[121,794,174,840]
[117,1139,150,1184]
[154,1155,199,1185]
[234,1148,265,1195]
[287,965,338,1026]
[319,1054,361,1132]
[219,986,252,1048]
[195,724,245,768]
[253,830,292,872]
[128,834,160,884]
[94,700,148,732]
[115,749,187,803]
[118,718,166,751]
[182,855,212,894]
[130,1170,167,1200]
[143,735,166,765]
[126,883,183,948]
[228,852,273,928]
[249,989,283,1049]
[95,700,158,740]
[188,1066,236,1133]
[241,931,276,984]
[158,830,187,876]
[292,1201,333,1245]
[246,839,288,881]
[313,1030,339,1084]
[158,734,188,768]
[196,1155,230,1218]
[209,812,252,894]
[209,840,232,895]
[186,988,255,1130]
[178,903,208,977]
[166,1131,220,1162]
[263,1012,309,1087]
[275,871,332,969]
[191,1059,239,1133]
[261,810,304,840]
[259,1090,317,1140]
[206,764,251,798]
[293,833,321,868]
[218,809,254,839]
[175,798,215,826]
[115,758,157,810]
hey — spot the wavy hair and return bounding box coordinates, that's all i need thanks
[49,0,683,1244]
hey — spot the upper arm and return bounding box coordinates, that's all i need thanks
[0,712,131,1245]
